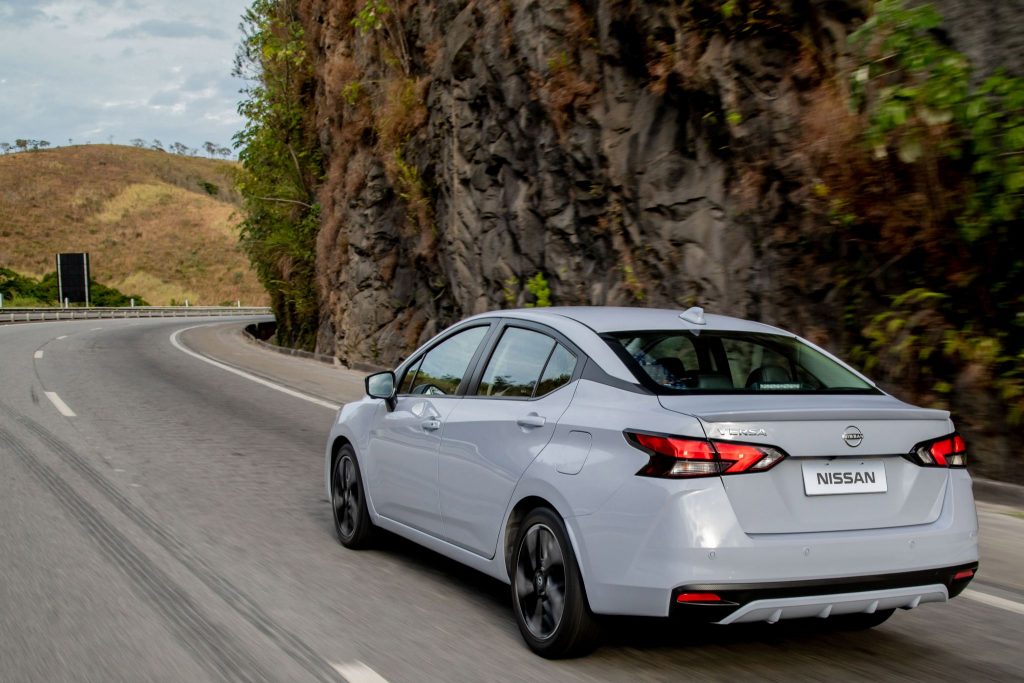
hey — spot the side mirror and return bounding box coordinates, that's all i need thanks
[365,371,397,410]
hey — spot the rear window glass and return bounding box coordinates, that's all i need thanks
[606,331,878,394]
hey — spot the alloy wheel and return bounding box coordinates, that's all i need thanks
[333,455,360,540]
[514,523,567,641]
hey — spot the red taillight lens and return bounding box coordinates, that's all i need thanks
[626,431,787,478]
[909,433,967,468]
[953,569,975,581]
[633,434,716,461]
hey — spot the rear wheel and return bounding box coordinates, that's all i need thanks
[511,508,600,658]
[828,608,895,631]
[331,445,374,549]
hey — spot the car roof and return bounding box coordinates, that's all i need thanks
[489,306,792,336]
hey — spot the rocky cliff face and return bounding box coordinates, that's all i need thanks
[296,0,1022,479]
[303,0,860,357]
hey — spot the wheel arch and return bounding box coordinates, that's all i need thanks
[501,487,588,589]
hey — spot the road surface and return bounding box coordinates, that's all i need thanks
[1,318,1022,682]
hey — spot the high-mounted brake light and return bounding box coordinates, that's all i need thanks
[907,433,968,468]
[626,431,787,478]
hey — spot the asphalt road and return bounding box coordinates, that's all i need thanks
[1,317,1022,682]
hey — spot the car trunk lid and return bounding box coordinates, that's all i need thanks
[658,394,952,533]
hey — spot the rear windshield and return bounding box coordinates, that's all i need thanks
[605,331,879,394]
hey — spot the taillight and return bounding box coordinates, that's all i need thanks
[625,431,787,478]
[907,433,967,468]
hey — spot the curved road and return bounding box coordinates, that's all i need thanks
[1,317,1022,682]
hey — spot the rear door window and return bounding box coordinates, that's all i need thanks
[536,344,577,396]
[477,328,555,398]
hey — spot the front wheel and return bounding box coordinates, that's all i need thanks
[511,508,600,658]
[331,446,374,549]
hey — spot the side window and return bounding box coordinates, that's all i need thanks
[407,326,488,396]
[477,328,556,398]
[536,344,577,396]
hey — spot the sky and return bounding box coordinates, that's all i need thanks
[0,0,252,153]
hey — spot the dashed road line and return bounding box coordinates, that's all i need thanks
[33,350,44,360]
[56,335,68,340]
[44,391,76,417]
[963,589,1024,617]
[169,325,339,411]
[91,327,102,331]
[331,662,389,683]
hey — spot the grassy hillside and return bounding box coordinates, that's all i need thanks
[0,145,268,306]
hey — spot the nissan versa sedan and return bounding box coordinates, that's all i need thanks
[324,306,979,658]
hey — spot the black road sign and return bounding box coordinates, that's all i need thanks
[56,253,90,305]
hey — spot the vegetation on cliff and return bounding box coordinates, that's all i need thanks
[843,0,1024,427]
[234,0,323,349]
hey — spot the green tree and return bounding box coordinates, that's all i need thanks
[233,0,322,350]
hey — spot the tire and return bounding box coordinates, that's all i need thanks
[828,608,895,631]
[511,508,601,658]
[331,445,375,549]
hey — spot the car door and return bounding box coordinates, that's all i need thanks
[365,324,491,536]
[437,324,581,557]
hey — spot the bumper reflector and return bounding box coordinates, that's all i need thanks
[676,592,722,603]
[953,569,975,581]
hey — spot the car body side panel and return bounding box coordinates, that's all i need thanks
[437,382,578,557]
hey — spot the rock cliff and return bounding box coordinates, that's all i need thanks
[294,0,1023,480]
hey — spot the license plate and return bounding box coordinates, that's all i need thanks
[802,459,887,496]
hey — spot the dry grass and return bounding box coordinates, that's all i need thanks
[0,145,267,306]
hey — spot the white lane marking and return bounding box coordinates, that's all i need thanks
[331,662,389,683]
[91,327,102,331]
[169,325,340,411]
[44,391,76,417]
[34,350,44,360]
[56,335,68,340]
[963,589,1024,617]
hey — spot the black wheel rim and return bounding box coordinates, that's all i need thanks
[333,456,359,539]
[514,523,566,641]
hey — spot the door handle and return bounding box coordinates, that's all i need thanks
[516,414,546,429]
[421,418,442,432]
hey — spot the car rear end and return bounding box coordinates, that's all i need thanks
[561,314,979,623]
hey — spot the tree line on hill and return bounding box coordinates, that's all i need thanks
[0,139,232,159]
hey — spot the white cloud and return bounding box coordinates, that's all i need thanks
[0,0,251,151]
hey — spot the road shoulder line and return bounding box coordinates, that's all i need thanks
[962,589,1024,616]
[169,325,340,411]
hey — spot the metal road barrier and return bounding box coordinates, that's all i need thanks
[0,306,272,325]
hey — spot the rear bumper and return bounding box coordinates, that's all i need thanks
[670,562,977,623]
[570,470,979,617]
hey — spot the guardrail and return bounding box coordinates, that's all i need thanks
[0,306,272,324]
